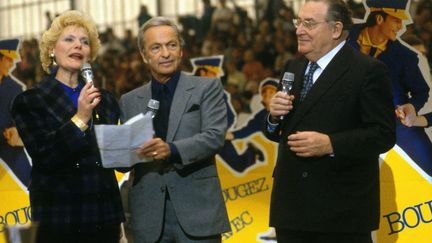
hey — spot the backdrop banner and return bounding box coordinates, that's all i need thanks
[0,37,32,243]
[2,0,432,239]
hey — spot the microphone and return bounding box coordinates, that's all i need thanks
[280,72,295,120]
[80,63,94,85]
[145,99,159,119]
[80,63,99,120]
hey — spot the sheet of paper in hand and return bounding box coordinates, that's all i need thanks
[94,113,154,168]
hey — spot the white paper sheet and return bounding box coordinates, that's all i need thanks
[94,113,154,168]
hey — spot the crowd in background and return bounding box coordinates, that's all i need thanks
[11,0,432,118]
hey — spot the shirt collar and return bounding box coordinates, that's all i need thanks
[315,40,346,70]
[151,71,181,96]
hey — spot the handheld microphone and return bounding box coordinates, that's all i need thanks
[280,72,295,120]
[145,99,160,119]
[80,63,99,120]
[80,63,94,85]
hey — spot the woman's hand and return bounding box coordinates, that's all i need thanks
[76,82,101,123]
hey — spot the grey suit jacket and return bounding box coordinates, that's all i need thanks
[119,72,230,242]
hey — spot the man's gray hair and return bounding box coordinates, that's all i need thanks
[137,16,185,53]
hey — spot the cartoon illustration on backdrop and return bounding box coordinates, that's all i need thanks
[0,38,31,188]
[348,0,432,181]
[190,55,274,174]
[220,78,279,173]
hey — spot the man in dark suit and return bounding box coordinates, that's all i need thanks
[120,17,230,243]
[263,0,396,243]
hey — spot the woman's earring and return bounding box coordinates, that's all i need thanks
[50,53,57,66]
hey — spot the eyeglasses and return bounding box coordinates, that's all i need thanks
[293,18,328,30]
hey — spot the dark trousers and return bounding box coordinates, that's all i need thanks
[36,224,120,243]
[275,228,373,243]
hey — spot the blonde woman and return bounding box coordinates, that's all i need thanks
[11,10,124,243]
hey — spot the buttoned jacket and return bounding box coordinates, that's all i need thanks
[11,74,124,232]
[265,44,396,232]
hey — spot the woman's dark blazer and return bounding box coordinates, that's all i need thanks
[11,75,124,233]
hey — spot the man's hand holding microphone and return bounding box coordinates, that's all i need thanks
[269,92,295,123]
[269,71,333,157]
[269,72,295,123]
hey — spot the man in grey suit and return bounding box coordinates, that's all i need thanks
[119,17,230,243]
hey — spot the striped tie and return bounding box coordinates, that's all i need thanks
[299,62,319,102]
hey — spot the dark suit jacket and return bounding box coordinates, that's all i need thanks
[264,44,395,232]
[11,75,124,233]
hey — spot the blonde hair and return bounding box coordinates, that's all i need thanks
[39,10,101,74]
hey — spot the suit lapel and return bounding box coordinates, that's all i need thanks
[288,45,352,130]
[136,83,152,115]
[167,72,193,141]
[291,58,309,99]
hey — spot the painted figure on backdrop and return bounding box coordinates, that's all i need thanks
[220,78,279,173]
[0,38,32,187]
[191,55,271,173]
[348,0,432,180]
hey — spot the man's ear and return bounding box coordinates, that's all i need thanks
[332,21,344,40]
[140,52,149,64]
[376,15,384,25]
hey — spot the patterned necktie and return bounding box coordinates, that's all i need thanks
[299,62,319,102]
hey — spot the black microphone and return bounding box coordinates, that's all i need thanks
[280,72,295,120]
[145,99,159,119]
[80,63,94,86]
